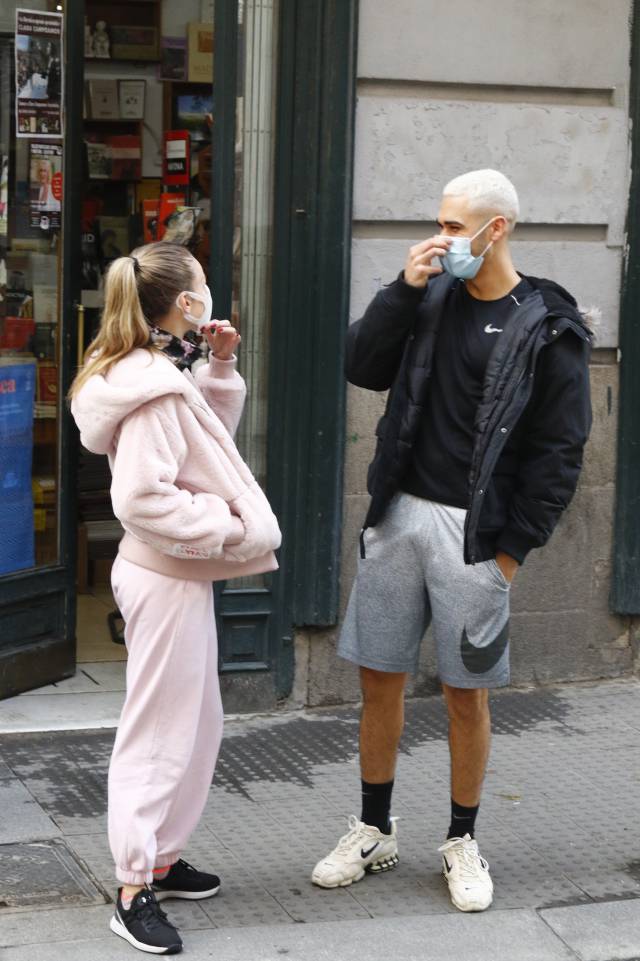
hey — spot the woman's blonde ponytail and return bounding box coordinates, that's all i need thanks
[69,243,197,398]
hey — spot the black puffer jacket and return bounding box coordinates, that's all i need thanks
[346,273,592,565]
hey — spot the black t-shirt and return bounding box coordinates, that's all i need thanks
[402,278,533,509]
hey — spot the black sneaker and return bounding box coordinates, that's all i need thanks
[151,858,221,902]
[110,887,182,955]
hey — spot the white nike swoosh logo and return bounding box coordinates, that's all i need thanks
[484,324,503,334]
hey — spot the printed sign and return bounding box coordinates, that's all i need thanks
[15,9,63,138]
[163,130,191,186]
[29,142,62,230]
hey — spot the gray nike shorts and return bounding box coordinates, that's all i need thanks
[338,493,511,688]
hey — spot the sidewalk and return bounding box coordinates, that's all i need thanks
[1,678,640,960]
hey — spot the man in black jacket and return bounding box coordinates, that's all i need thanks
[311,169,592,911]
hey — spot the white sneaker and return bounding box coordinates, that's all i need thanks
[311,815,399,888]
[438,834,494,912]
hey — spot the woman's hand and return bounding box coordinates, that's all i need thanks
[203,320,241,361]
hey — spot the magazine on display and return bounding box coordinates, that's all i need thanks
[29,142,62,230]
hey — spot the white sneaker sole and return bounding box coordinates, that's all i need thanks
[312,852,400,889]
[153,885,220,902]
[110,914,182,955]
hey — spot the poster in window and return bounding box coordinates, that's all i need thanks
[0,359,36,575]
[29,142,62,230]
[0,155,8,238]
[15,9,63,138]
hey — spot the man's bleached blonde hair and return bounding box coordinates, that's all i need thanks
[443,169,520,231]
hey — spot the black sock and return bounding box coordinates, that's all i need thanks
[361,779,393,834]
[447,798,479,840]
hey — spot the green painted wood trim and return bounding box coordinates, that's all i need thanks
[60,0,86,648]
[268,0,358,695]
[612,3,640,613]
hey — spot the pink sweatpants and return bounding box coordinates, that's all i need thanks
[109,555,224,885]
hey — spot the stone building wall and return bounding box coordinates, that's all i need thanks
[291,0,636,706]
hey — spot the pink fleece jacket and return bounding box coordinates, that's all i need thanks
[71,348,281,582]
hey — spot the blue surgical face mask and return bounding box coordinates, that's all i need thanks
[441,218,498,280]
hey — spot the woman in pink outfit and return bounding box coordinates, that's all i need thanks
[70,242,281,956]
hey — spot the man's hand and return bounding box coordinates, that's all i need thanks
[203,319,241,361]
[495,551,519,583]
[403,235,452,289]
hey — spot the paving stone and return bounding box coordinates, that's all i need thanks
[0,904,114,946]
[0,909,578,960]
[0,759,16,779]
[541,898,640,961]
[0,781,60,844]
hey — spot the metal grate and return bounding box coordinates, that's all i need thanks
[0,839,106,909]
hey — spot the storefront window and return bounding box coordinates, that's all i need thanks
[0,1,64,576]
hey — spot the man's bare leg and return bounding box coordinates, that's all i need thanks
[442,684,490,836]
[360,667,407,782]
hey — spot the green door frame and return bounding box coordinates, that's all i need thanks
[269,0,359,697]
[612,0,640,613]
[0,0,84,697]
[210,0,359,701]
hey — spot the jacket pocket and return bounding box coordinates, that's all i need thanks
[366,415,390,494]
[225,485,282,562]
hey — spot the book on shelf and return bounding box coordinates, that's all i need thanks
[86,80,120,120]
[110,25,159,61]
[159,37,187,81]
[37,362,57,406]
[86,134,142,181]
[136,179,162,207]
[119,80,146,120]
[187,22,213,83]
[157,193,186,240]
[86,141,111,179]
